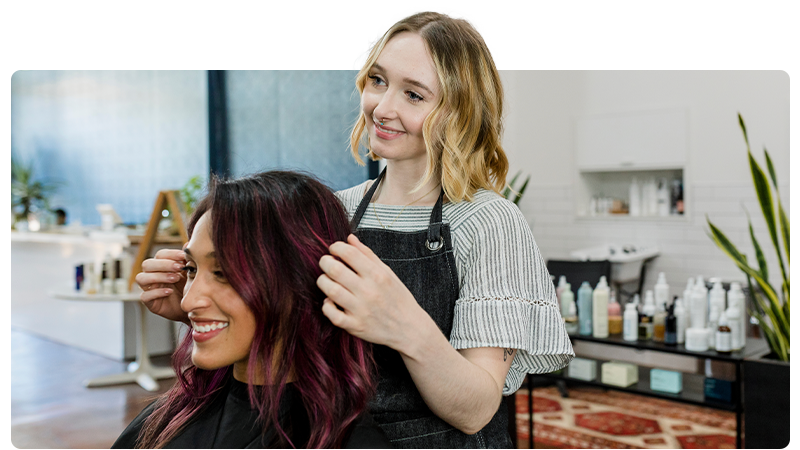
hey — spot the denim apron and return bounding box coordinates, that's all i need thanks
[349,169,511,448]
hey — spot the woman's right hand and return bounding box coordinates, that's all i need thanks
[135,248,190,324]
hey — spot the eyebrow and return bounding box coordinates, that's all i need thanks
[372,63,435,97]
[183,248,216,260]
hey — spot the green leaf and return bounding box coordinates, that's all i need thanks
[749,150,787,284]
[764,147,779,190]
[779,204,790,265]
[738,113,750,150]
[746,209,768,281]
[513,175,530,205]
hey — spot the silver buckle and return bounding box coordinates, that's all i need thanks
[425,236,444,252]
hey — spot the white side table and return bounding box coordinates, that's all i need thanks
[50,290,176,391]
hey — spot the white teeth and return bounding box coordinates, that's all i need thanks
[376,123,400,134]
[193,322,228,333]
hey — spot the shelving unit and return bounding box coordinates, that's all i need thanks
[573,108,688,219]
[527,335,770,449]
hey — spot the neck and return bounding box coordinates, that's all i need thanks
[374,161,440,206]
[233,357,294,386]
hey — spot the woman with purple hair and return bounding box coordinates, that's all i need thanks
[113,171,389,449]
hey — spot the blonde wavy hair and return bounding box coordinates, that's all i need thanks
[349,12,509,202]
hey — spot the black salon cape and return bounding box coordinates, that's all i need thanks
[112,377,390,449]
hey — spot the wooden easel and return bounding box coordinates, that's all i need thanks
[128,190,189,290]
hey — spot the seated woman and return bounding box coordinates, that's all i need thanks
[113,171,389,449]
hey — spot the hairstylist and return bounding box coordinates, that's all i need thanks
[316,12,574,448]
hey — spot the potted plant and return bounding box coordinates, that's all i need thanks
[11,153,59,230]
[706,114,789,449]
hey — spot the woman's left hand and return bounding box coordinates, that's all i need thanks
[317,234,426,350]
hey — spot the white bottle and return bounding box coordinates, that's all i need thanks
[674,298,688,344]
[690,282,708,329]
[642,290,656,318]
[654,272,670,312]
[657,178,670,216]
[560,283,574,320]
[623,302,639,341]
[629,178,641,217]
[709,281,726,318]
[728,282,747,347]
[557,276,568,310]
[592,276,610,338]
[683,278,695,309]
[726,303,743,351]
[707,305,720,349]
[648,178,658,216]
[715,312,732,353]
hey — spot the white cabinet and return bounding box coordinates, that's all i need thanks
[575,109,687,172]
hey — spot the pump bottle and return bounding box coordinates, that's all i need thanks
[578,281,593,336]
[592,276,610,338]
[674,297,687,344]
[560,282,574,320]
[623,302,638,342]
[728,282,747,347]
[654,272,670,312]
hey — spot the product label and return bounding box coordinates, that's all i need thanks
[715,332,731,352]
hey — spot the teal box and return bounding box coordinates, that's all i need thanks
[650,369,682,393]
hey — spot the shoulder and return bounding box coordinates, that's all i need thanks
[447,189,530,239]
[335,181,372,213]
[111,400,158,448]
[343,411,392,449]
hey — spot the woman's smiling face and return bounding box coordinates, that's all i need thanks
[181,211,256,380]
[361,31,440,165]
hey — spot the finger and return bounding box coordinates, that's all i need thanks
[135,271,184,287]
[153,248,187,262]
[319,254,361,288]
[328,240,378,276]
[140,287,174,303]
[321,298,353,330]
[347,234,385,266]
[316,274,356,309]
[141,257,187,274]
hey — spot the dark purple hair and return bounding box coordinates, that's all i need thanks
[136,171,375,449]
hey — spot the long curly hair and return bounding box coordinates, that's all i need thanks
[135,171,375,448]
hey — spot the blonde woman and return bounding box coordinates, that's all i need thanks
[316,12,574,448]
[136,11,573,449]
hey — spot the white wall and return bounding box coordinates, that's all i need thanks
[501,71,789,299]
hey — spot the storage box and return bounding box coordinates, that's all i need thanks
[704,378,733,403]
[650,369,683,393]
[601,361,638,387]
[567,357,597,381]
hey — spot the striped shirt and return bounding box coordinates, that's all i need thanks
[337,181,575,395]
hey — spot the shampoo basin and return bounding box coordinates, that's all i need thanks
[570,244,659,284]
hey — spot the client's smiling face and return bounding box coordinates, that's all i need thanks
[181,212,256,381]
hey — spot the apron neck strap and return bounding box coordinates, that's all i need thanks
[350,167,386,230]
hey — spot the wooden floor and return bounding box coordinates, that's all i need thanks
[10,328,175,448]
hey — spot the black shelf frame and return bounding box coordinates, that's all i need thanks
[527,335,770,449]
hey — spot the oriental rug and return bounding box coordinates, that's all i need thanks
[514,386,735,449]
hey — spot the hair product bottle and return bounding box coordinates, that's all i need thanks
[578,281,594,336]
[674,297,687,344]
[638,290,656,340]
[607,290,622,335]
[728,282,747,348]
[707,305,720,349]
[715,311,732,354]
[654,272,670,312]
[629,178,641,217]
[691,280,708,329]
[665,302,678,345]
[557,275,568,307]
[709,280,727,319]
[114,259,129,294]
[653,300,668,343]
[623,302,639,342]
[592,276,610,338]
[560,280,572,318]
[564,300,579,336]
[726,303,743,351]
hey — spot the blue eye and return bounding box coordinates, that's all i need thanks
[368,75,385,86]
[407,91,423,103]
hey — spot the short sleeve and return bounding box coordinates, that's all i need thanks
[449,197,574,395]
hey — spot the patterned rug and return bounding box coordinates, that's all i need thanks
[514,386,736,449]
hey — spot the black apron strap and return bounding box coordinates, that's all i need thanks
[350,167,386,231]
[426,189,444,251]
